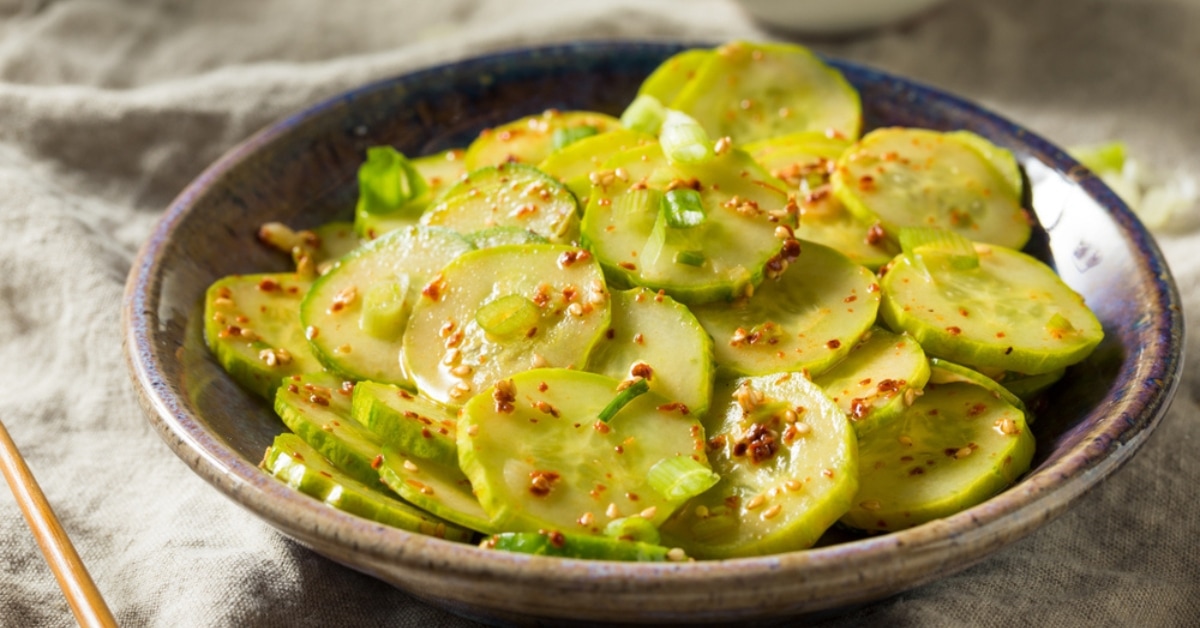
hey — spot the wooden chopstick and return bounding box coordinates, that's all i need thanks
[0,418,118,628]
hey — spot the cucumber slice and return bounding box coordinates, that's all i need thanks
[262,433,472,541]
[457,369,712,536]
[946,131,1023,199]
[403,244,611,406]
[420,163,580,245]
[659,373,857,558]
[832,128,1031,250]
[996,368,1065,402]
[309,221,360,269]
[671,41,861,144]
[482,531,676,562]
[745,132,897,269]
[879,240,1104,375]
[351,380,459,467]
[928,358,1028,417]
[691,240,880,378]
[204,273,320,400]
[638,48,712,106]
[356,149,467,240]
[300,225,473,386]
[537,128,657,204]
[378,446,496,534]
[814,328,931,436]
[274,373,381,488]
[580,143,795,304]
[586,288,715,416]
[464,110,622,170]
[464,226,548,249]
[840,381,1035,532]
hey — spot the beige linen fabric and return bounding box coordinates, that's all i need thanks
[1,0,1197,625]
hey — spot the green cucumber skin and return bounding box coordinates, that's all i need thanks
[263,433,472,542]
[464,110,622,170]
[352,380,459,467]
[203,273,319,400]
[814,328,931,437]
[273,373,382,488]
[377,447,497,534]
[484,531,671,562]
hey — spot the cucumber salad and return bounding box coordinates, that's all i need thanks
[206,41,1103,562]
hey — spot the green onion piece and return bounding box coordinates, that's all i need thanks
[597,378,650,423]
[899,227,979,270]
[662,188,706,228]
[620,94,667,135]
[358,278,412,340]
[673,250,706,267]
[1070,141,1128,176]
[356,146,428,216]
[648,455,719,503]
[603,516,661,544]
[475,294,540,338]
[640,206,669,268]
[660,110,713,165]
[552,125,599,151]
[612,186,661,219]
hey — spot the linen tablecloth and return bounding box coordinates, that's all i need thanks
[2,0,1197,625]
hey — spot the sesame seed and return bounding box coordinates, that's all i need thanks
[640,507,658,519]
[606,503,621,519]
[694,505,709,518]
[403,460,420,473]
[792,422,812,437]
[530,353,547,368]
[667,548,687,562]
[450,364,473,377]
[860,500,882,511]
[578,512,594,526]
[785,479,803,492]
[899,435,914,446]
[954,446,974,459]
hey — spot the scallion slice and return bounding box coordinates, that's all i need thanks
[647,455,720,503]
[899,226,979,270]
[356,146,428,215]
[475,294,540,338]
[662,188,706,228]
[597,378,650,423]
[358,278,412,340]
[660,110,713,165]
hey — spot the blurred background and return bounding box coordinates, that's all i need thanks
[0,1,1196,625]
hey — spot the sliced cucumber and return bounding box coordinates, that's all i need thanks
[814,328,931,436]
[537,128,657,203]
[378,446,496,534]
[586,288,715,416]
[403,244,611,406]
[352,380,459,467]
[691,240,880,378]
[273,372,381,488]
[464,110,622,170]
[309,221,360,269]
[840,381,1035,532]
[879,239,1104,375]
[481,531,675,562]
[204,273,320,400]
[580,143,794,303]
[300,225,473,386]
[457,369,712,536]
[638,48,712,106]
[671,41,861,144]
[420,163,580,244]
[464,226,548,249]
[356,149,468,240]
[745,132,896,269]
[659,373,857,559]
[928,358,1028,416]
[832,128,1031,250]
[262,433,472,541]
[996,368,1065,402]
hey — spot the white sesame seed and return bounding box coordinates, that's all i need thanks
[606,503,621,519]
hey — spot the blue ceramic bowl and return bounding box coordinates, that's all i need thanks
[123,42,1183,624]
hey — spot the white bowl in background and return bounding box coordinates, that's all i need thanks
[735,0,948,34]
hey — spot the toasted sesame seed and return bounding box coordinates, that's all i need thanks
[335,344,352,354]
[995,417,1020,436]
[530,353,547,368]
[667,548,687,562]
[403,460,420,473]
[467,424,480,436]
[899,435,914,446]
[860,500,882,511]
[578,512,594,526]
[785,479,803,492]
[954,446,974,459]
[640,507,658,519]
[449,382,471,399]
[450,364,473,377]
[694,505,710,518]
[606,503,621,519]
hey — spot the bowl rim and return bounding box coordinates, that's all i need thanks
[122,40,1184,615]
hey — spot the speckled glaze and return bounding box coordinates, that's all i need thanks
[123,42,1183,625]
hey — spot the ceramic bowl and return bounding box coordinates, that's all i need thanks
[123,41,1183,625]
[733,0,948,34]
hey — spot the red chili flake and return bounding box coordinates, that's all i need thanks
[618,261,637,271]
[286,384,298,394]
[605,328,616,340]
[733,423,778,464]
[371,455,383,470]
[310,395,329,407]
[398,389,414,400]
[657,402,690,415]
[525,326,538,339]
[493,380,516,414]
[946,326,962,336]
[844,295,858,303]
[538,382,549,392]
[850,398,871,419]
[421,274,446,301]
[546,530,566,548]
[877,379,904,394]
[557,249,591,268]
[593,421,611,434]
[967,403,988,417]
[707,434,726,451]
[257,278,279,292]
[866,222,887,245]
[909,467,925,476]
[826,339,841,349]
[421,428,433,439]
[633,333,644,345]
[529,470,561,497]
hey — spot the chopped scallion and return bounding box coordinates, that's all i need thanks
[620,94,667,135]
[662,188,706,228]
[899,226,979,270]
[475,294,540,338]
[660,110,713,165]
[648,455,720,503]
[673,250,706,267]
[359,278,412,340]
[597,378,650,423]
[356,146,428,215]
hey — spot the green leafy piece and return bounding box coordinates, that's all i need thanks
[356,146,428,216]
[603,516,661,545]
[475,294,541,339]
[662,188,706,228]
[597,378,650,423]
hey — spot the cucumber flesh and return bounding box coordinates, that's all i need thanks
[420,162,580,244]
[262,433,472,541]
[671,41,861,144]
[464,110,622,170]
[659,373,858,558]
[832,128,1031,250]
[300,225,473,386]
[928,358,1028,417]
[457,369,711,536]
[465,226,549,249]
[638,48,712,106]
[840,382,1035,532]
[745,132,896,269]
[814,328,931,437]
[274,372,382,488]
[482,531,676,562]
[580,143,795,304]
[537,128,657,204]
[879,241,1104,375]
[378,446,496,534]
[692,240,880,378]
[310,221,360,270]
[203,273,320,400]
[403,244,611,406]
[352,380,459,467]
[586,288,715,416]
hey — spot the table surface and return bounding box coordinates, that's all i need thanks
[1,0,1198,626]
